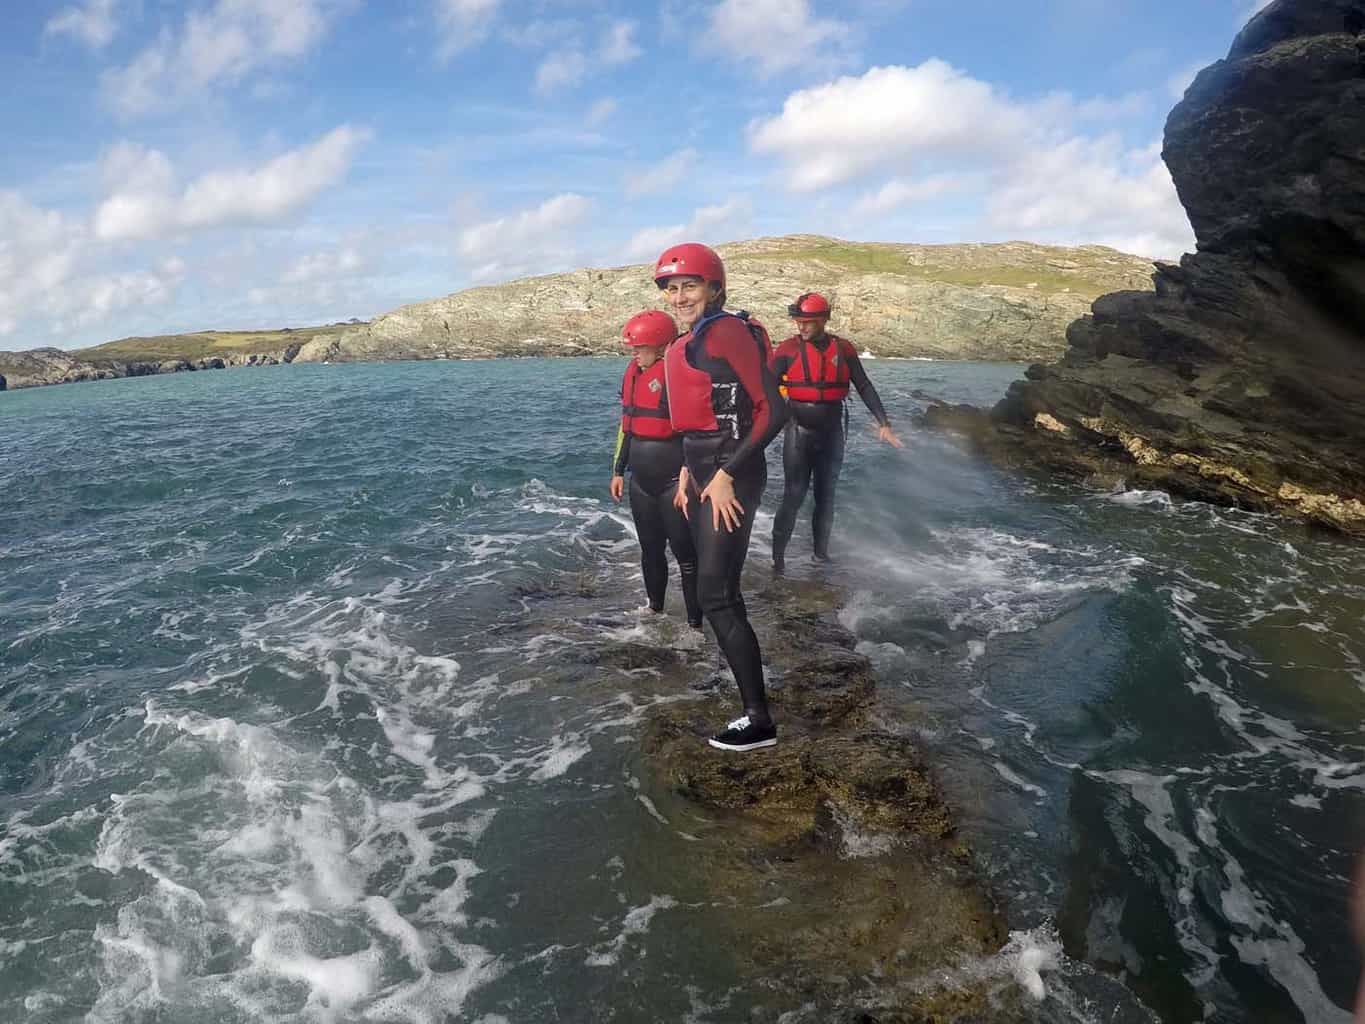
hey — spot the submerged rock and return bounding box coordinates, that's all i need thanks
[971,0,1365,535]
[640,576,1014,1020]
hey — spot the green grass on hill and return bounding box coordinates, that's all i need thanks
[747,240,1135,295]
[746,241,911,276]
[76,325,356,363]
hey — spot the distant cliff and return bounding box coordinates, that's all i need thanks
[0,236,1156,390]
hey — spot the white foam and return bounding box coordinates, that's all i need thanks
[1195,808,1353,1023]
[1104,488,1174,509]
[585,896,677,967]
[250,925,383,1011]
[992,762,1048,803]
[530,734,591,780]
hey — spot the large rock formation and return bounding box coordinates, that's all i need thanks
[976,0,1365,534]
[299,235,1153,365]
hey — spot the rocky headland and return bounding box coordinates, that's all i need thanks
[0,237,1154,391]
[929,0,1365,535]
[583,573,1024,1020]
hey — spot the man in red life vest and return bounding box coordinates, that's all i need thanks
[610,310,702,629]
[769,292,903,573]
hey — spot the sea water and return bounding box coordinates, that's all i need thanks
[1,358,1362,1022]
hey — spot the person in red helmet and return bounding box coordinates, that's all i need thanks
[610,310,702,629]
[769,292,902,573]
[655,242,788,752]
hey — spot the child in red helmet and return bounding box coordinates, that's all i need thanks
[654,243,789,752]
[770,292,902,573]
[610,310,701,629]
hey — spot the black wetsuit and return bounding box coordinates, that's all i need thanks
[614,368,702,628]
[770,333,890,564]
[669,313,788,725]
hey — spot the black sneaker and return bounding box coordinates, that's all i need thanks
[708,715,778,752]
[772,552,785,575]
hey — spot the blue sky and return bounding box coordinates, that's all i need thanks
[2,0,1269,350]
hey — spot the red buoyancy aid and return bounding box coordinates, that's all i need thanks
[781,334,852,403]
[664,311,772,434]
[621,360,675,439]
[663,330,718,433]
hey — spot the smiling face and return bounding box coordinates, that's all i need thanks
[661,275,717,329]
[796,317,828,342]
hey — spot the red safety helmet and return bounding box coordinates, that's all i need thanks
[621,310,677,348]
[788,292,831,320]
[654,243,726,291]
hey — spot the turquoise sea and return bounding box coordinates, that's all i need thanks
[2,358,1363,1022]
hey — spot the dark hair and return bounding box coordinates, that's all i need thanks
[707,282,726,313]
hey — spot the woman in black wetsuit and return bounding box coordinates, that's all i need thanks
[654,243,788,752]
[769,292,902,574]
[610,311,702,629]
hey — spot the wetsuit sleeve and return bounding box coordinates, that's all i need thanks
[612,425,630,476]
[844,342,890,427]
[709,319,788,475]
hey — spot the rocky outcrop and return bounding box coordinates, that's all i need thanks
[0,342,305,390]
[317,235,1153,365]
[972,0,1365,535]
[635,576,1015,1020]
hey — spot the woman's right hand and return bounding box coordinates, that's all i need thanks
[673,466,690,520]
[610,475,624,501]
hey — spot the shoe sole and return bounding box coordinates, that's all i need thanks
[708,737,778,752]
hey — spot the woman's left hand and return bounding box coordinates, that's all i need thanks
[699,469,744,533]
[878,424,905,449]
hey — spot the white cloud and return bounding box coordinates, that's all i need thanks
[750,60,1195,258]
[0,193,84,337]
[534,18,642,95]
[707,0,851,78]
[600,21,642,65]
[852,175,965,218]
[283,246,363,284]
[626,199,753,259]
[586,98,618,127]
[45,0,120,48]
[984,137,1194,258]
[458,193,593,281]
[0,191,183,341]
[244,246,366,309]
[95,125,370,242]
[749,61,1041,192]
[624,149,699,198]
[535,51,589,94]
[78,262,187,330]
[103,0,341,116]
[437,0,501,60]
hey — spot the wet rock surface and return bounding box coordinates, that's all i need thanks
[966,0,1365,535]
[637,575,1018,1021]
